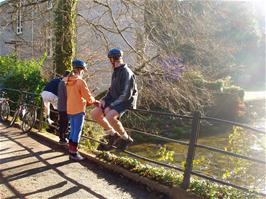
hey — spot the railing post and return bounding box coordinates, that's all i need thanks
[182,111,201,190]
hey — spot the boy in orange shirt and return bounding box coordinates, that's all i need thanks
[66,59,100,161]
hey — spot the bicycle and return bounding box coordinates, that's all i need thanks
[0,90,10,122]
[21,104,37,133]
[9,93,37,133]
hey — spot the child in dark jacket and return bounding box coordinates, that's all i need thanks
[57,70,71,145]
[41,76,61,124]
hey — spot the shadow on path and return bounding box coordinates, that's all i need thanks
[0,124,166,199]
[0,129,107,199]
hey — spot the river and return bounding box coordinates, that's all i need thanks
[127,91,266,194]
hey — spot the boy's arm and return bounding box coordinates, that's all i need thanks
[80,80,96,105]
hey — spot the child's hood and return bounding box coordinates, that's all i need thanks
[66,75,81,86]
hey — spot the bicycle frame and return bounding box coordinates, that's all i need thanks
[0,91,10,121]
[9,93,36,128]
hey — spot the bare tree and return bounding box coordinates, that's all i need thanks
[74,0,260,114]
[74,0,217,113]
[54,0,78,75]
[1,0,260,113]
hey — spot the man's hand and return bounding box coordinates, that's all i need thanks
[93,100,101,107]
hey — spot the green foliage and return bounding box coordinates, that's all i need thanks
[156,145,174,162]
[222,86,245,100]
[191,73,245,96]
[81,109,105,150]
[96,151,183,186]
[205,81,223,92]
[0,54,17,83]
[82,128,104,150]
[0,54,46,94]
[189,179,257,199]
[95,151,258,198]
[188,70,223,92]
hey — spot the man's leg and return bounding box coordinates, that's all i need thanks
[47,97,58,125]
[41,91,54,124]
[91,107,121,150]
[51,97,58,111]
[43,102,55,125]
[42,101,49,118]
[91,107,116,133]
[105,109,133,150]
[105,110,126,136]
[41,92,48,118]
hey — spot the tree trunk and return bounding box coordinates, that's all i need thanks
[53,0,77,75]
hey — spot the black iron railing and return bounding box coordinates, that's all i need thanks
[2,88,265,197]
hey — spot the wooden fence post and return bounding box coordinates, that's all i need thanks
[182,111,201,190]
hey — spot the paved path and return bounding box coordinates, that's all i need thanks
[0,123,166,199]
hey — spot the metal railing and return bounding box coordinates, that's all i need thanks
[125,109,266,196]
[2,88,265,197]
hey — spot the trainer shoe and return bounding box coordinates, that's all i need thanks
[97,133,121,151]
[47,118,55,125]
[96,135,111,151]
[59,139,68,145]
[106,132,121,146]
[115,136,134,151]
[69,152,84,161]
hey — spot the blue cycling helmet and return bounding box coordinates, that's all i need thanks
[72,59,87,70]
[108,48,123,60]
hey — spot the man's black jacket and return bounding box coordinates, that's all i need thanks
[103,64,138,109]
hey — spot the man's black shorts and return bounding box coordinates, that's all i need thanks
[104,98,131,116]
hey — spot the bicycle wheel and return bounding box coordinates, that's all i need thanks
[21,109,37,133]
[10,109,20,127]
[0,100,10,121]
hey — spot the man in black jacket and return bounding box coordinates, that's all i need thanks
[91,48,138,151]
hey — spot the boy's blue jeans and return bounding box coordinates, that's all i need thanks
[68,112,85,143]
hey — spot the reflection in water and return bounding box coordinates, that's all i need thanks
[244,91,266,102]
[245,91,266,131]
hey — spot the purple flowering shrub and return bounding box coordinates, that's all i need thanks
[158,56,185,81]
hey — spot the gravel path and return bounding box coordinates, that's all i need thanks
[0,123,167,199]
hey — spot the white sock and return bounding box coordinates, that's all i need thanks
[121,132,129,140]
[47,118,54,125]
[105,128,116,136]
